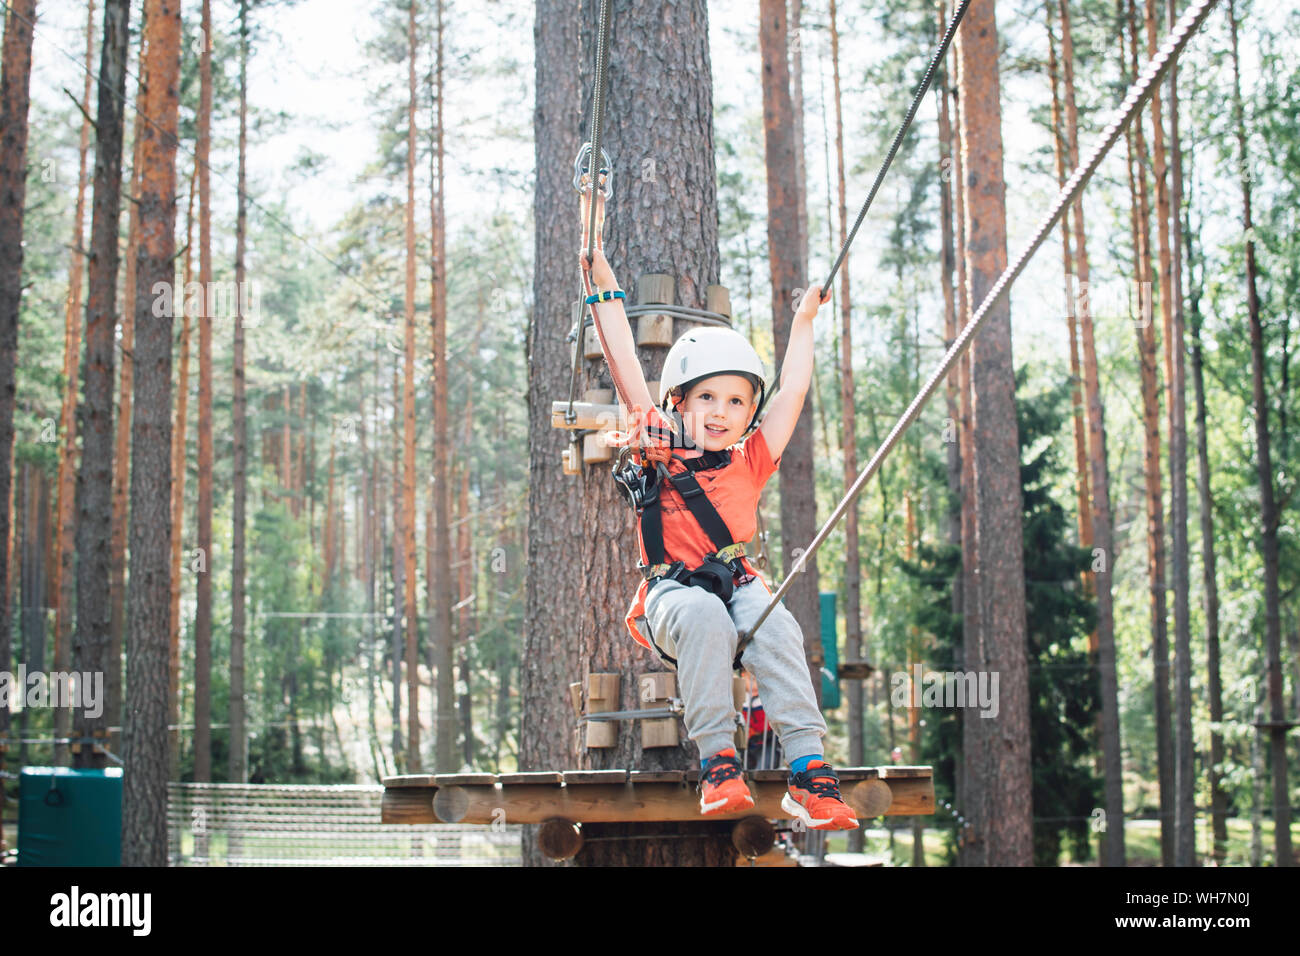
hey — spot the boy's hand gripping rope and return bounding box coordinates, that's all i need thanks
[736,0,1221,656]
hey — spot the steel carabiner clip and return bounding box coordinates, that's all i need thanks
[572,142,613,199]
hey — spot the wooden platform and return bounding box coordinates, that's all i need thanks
[381,766,934,826]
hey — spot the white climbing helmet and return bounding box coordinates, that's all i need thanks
[659,326,769,434]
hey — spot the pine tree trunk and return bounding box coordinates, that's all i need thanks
[54,1,97,756]
[169,159,195,779]
[0,0,37,748]
[122,0,180,868]
[789,0,807,270]
[1183,145,1227,862]
[193,0,215,784]
[430,0,454,774]
[1155,0,1193,867]
[952,47,979,854]
[522,0,587,866]
[109,18,148,758]
[760,0,821,692]
[72,0,130,772]
[1229,0,1290,868]
[401,0,420,775]
[1060,0,1124,866]
[228,0,249,784]
[566,0,735,867]
[830,0,864,853]
[955,0,1032,867]
[1125,0,1173,866]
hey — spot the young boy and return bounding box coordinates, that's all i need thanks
[580,243,858,831]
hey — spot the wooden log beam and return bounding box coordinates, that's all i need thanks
[550,401,623,431]
[380,767,934,825]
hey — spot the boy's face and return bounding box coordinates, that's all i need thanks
[677,374,758,451]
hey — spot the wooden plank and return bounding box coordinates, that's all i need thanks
[627,770,686,784]
[498,772,564,786]
[433,773,498,786]
[562,770,628,785]
[878,766,932,779]
[382,774,437,789]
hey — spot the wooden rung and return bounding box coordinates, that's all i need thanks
[586,674,620,749]
[561,446,581,475]
[636,312,675,348]
[568,682,583,719]
[551,401,623,431]
[638,273,675,305]
[639,671,679,749]
[706,285,731,318]
[582,431,613,464]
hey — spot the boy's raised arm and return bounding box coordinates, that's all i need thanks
[582,246,658,415]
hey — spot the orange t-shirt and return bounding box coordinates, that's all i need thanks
[623,414,781,650]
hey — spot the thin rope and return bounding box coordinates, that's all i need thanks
[740,0,1222,647]
[584,0,613,265]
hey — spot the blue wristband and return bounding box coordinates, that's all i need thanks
[585,290,626,305]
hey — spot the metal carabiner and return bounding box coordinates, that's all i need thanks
[572,142,613,199]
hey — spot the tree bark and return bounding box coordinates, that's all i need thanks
[830,0,864,853]
[72,0,130,772]
[193,0,215,783]
[122,0,180,868]
[228,0,249,784]
[54,0,97,760]
[430,0,454,773]
[0,0,37,748]
[402,0,421,772]
[955,0,1032,867]
[1060,0,1124,866]
[1125,0,1173,866]
[760,0,821,692]
[109,16,149,757]
[522,0,587,865]
[566,0,734,867]
[1154,0,1193,867]
[169,159,195,779]
[1183,141,1227,862]
[1229,0,1290,868]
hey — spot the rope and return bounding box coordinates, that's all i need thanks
[739,0,1223,648]
[819,0,972,296]
[584,0,614,265]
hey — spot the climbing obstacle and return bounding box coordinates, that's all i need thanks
[382,766,934,861]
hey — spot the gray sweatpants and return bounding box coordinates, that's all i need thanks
[643,576,826,765]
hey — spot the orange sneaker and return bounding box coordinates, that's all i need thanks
[698,748,755,816]
[781,761,860,830]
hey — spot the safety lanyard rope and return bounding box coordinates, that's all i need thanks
[738,0,1221,650]
[566,0,616,424]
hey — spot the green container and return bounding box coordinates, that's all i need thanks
[820,591,840,709]
[18,766,123,866]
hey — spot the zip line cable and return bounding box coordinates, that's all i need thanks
[739,0,1223,650]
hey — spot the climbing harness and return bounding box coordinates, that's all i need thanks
[611,433,753,668]
[738,0,1223,652]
